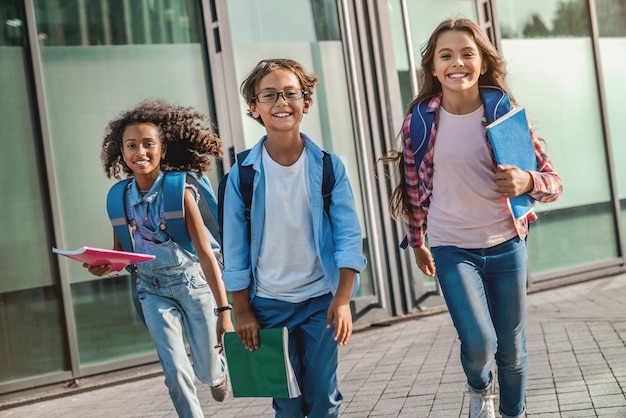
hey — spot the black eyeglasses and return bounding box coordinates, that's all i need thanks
[253,88,306,103]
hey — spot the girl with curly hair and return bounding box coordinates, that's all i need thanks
[87,98,233,417]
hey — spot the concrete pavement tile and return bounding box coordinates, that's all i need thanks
[554,382,587,393]
[558,410,599,417]
[595,406,626,416]
[556,390,591,403]
[591,393,626,408]
[526,400,561,415]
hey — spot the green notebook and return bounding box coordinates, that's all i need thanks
[223,327,301,398]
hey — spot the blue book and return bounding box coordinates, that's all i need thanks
[486,107,537,220]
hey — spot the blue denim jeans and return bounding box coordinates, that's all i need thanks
[136,238,225,418]
[431,236,527,417]
[251,293,342,418]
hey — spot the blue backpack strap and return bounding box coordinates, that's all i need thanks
[400,100,435,249]
[321,151,335,218]
[106,179,134,252]
[217,149,253,245]
[409,99,435,168]
[162,171,196,254]
[219,148,335,246]
[185,173,221,247]
[480,86,511,123]
[106,179,145,325]
[237,150,254,243]
[217,173,229,245]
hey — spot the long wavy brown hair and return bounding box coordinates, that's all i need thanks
[383,18,513,220]
[101,98,222,180]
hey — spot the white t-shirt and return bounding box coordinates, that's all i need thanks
[255,145,327,302]
[427,106,516,248]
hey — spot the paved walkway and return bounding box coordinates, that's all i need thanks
[1,274,625,417]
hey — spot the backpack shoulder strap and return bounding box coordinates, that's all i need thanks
[237,149,254,215]
[217,173,229,245]
[480,86,511,123]
[106,179,134,252]
[162,171,195,254]
[409,99,435,167]
[105,179,146,325]
[321,151,335,217]
[237,149,254,242]
[217,149,253,245]
[219,148,334,245]
[399,100,434,250]
[185,173,220,247]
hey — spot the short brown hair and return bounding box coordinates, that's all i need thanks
[240,58,318,125]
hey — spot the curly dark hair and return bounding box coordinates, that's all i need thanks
[101,98,223,180]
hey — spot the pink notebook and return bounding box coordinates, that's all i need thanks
[52,246,155,272]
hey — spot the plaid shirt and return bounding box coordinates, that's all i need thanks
[402,94,563,248]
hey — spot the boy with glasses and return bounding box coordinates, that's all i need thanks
[221,58,366,418]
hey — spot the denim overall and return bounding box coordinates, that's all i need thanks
[128,177,225,418]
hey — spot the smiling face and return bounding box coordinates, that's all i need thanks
[121,123,166,180]
[248,69,310,137]
[431,29,487,97]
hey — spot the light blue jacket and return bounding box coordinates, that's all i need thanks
[222,133,367,300]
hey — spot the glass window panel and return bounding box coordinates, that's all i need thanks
[596,0,626,248]
[71,277,153,364]
[498,0,618,274]
[0,288,67,382]
[226,0,374,298]
[34,0,215,365]
[0,1,66,382]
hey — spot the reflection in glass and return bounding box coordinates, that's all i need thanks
[34,0,202,46]
[498,0,618,273]
[499,0,590,38]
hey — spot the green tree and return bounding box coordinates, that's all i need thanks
[595,0,626,36]
[551,0,589,36]
[522,14,550,38]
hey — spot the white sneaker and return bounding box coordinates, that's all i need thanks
[210,356,230,402]
[466,385,496,418]
[210,376,231,402]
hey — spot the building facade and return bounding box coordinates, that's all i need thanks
[1,0,625,395]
